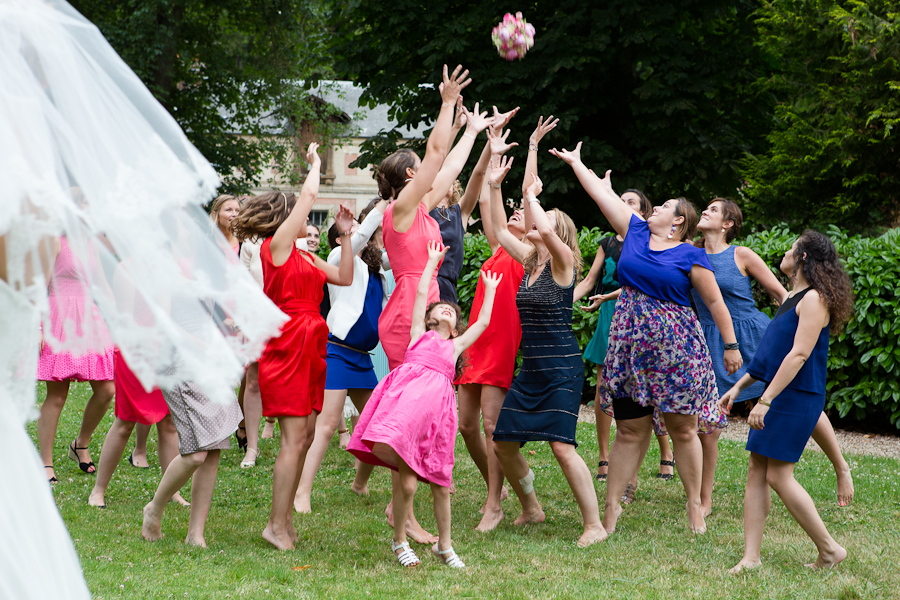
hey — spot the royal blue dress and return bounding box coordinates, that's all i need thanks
[690,246,768,402]
[746,288,829,463]
[324,275,383,390]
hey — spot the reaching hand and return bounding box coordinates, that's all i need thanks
[488,155,514,186]
[334,203,354,235]
[716,387,739,415]
[492,105,520,130]
[462,102,495,134]
[487,127,518,156]
[548,141,582,166]
[747,401,769,430]
[529,115,559,146]
[481,269,503,291]
[580,294,608,312]
[723,349,743,375]
[426,239,448,263]
[452,96,467,131]
[306,142,321,167]
[525,172,543,200]
[439,64,471,104]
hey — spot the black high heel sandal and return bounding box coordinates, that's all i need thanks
[44,465,58,484]
[235,425,248,451]
[656,459,676,481]
[596,460,608,481]
[68,440,96,474]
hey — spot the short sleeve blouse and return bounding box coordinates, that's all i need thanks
[616,214,713,306]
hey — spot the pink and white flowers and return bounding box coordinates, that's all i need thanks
[492,12,535,61]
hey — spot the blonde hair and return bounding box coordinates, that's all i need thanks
[210,194,239,233]
[523,208,583,281]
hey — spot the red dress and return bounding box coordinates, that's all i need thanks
[258,237,328,417]
[456,247,524,389]
[113,349,168,425]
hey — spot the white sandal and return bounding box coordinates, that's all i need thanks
[240,447,259,469]
[432,542,465,568]
[391,541,420,568]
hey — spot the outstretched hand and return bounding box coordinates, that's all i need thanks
[306,142,321,167]
[426,239,448,263]
[580,293,609,312]
[461,102,495,134]
[548,141,582,166]
[492,105,520,130]
[530,115,559,145]
[716,387,739,415]
[439,64,471,104]
[481,269,503,291]
[487,127,518,156]
[334,203,354,235]
[452,96,467,130]
[488,154,514,186]
[525,172,543,200]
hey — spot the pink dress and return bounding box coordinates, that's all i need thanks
[37,237,114,381]
[347,331,457,487]
[378,202,442,370]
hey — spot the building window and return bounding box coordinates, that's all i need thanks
[308,210,329,228]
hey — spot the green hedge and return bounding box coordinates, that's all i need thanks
[457,225,900,429]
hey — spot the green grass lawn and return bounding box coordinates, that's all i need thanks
[30,382,900,600]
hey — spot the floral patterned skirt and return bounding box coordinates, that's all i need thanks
[598,287,725,433]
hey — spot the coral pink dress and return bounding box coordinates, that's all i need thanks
[258,237,328,417]
[378,202,442,370]
[347,331,458,487]
[456,247,524,389]
[113,350,168,425]
[37,237,114,381]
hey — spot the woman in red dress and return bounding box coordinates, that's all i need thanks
[232,143,354,551]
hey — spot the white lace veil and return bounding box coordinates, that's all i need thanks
[0,0,287,420]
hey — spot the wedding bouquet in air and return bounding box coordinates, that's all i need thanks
[492,12,536,61]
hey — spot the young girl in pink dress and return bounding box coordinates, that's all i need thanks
[349,241,501,569]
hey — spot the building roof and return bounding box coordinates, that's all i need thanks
[306,81,428,139]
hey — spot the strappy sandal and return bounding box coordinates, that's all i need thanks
[657,459,675,481]
[44,465,58,484]
[432,542,465,568]
[338,428,351,450]
[235,426,248,451]
[68,440,95,474]
[596,460,608,481]
[391,541,420,568]
[240,447,259,469]
[621,482,637,505]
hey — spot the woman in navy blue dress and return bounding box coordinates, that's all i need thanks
[718,231,853,572]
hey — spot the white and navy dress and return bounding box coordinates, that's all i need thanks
[492,262,584,446]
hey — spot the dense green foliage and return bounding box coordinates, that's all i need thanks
[72,0,349,194]
[740,1,900,232]
[457,226,900,428]
[331,0,770,226]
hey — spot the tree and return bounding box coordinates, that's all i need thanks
[71,0,350,194]
[331,0,771,226]
[740,0,900,232]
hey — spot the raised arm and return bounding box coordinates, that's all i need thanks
[522,115,558,196]
[453,270,502,356]
[736,246,788,305]
[489,155,531,264]
[340,199,387,263]
[271,142,320,266]
[410,241,447,343]
[460,106,519,223]
[478,177,500,254]
[526,174,574,284]
[690,265,743,374]
[392,65,471,230]
[311,204,354,286]
[549,143,634,238]
[574,243,605,301]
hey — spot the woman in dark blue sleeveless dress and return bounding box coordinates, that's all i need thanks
[488,155,606,548]
[718,231,854,572]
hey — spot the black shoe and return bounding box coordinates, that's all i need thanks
[235,425,248,451]
[657,459,675,481]
[596,460,608,481]
[68,440,95,474]
[44,465,58,484]
[128,454,150,469]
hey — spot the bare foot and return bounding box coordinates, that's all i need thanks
[261,420,276,439]
[728,558,762,574]
[513,505,545,526]
[406,514,439,544]
[141,503,163,541]
[476,507,504,532]
[602,502,622,534]
[287,520,298,544]
[88,490,106,508]
[170,492,191,507]
[836,463,854,507]
[385,502,395,527]
[687,501,707,534]
[701,503,712,519]
[576,523,608,548]
[185,534,207,548]
[449,480,456,495]
[500,486,509,502]
[350,481,368,496]
[338,430,351,450]
[262,523,294,551]
[294,493,312,514]
[805,545,847,569]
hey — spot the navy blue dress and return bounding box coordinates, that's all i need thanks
[324,275,384,390]
[493,262,584,446]
[746,288,829,462]
[429,203,465,303]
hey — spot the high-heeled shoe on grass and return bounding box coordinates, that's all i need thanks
[44,465,58,484]
[235,425,248,451]
[596,460,608,481]
[656,459,675,481]
[68,440,95,474]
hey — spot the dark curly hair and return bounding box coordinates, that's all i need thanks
[231,191,296,243]
[792,230,854,334]
[425,300,468,379]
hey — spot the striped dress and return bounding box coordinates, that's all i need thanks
[492,262,584,446]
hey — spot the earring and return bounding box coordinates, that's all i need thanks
[667,224,675,240]
[721,227,726,233]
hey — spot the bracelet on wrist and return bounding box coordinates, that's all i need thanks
[528,142,538,152]
[724,342,740,351]
[528,197,540,204]
[489,182,502,189]
[441,101,454,108]
[463,132,476,141]
[758,399,771,407]
[339,230,351,236]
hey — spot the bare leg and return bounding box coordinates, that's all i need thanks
[241,363,263,463]
[261,417,276,439]
[89,418,136,507]
[37,380,71,479]
[595,400,613,479]
[295,390,347,513]
[72,380,115,469]
[549,442,607,546]
[663,412,706,534]
[142,450,207,541]
[623,427,654,503]
[603,415,652,533]
[766,458,847,569]
[185,450,221,547]
[492,440,545,525]
[729,451,770,573]
[348,389,375,496]
[157,416,189,506]
[262,416,307,550]
[699,428,722,517]
[810,412,853,506]
[457,384,490,486]
[657,434,674,478]
[391,462,419,548]
[476,385,508,532]
[385,473,439,545]
[130,422,151,467]
[430,482,453,553]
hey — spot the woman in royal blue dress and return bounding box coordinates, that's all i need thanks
[718,231,853,572]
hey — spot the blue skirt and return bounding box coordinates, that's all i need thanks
[746,387,823,463]
[702,312,770,402]
[324,342,378,391]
